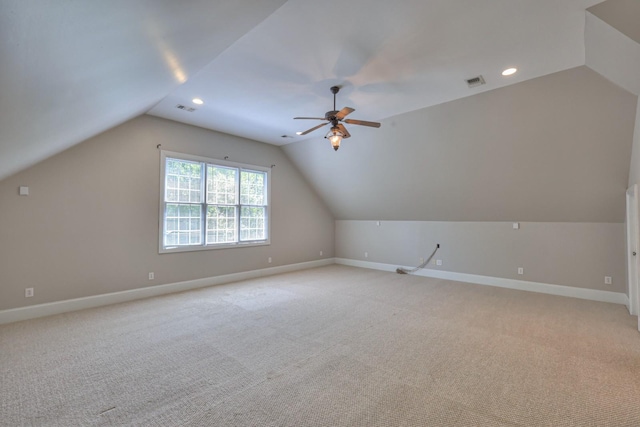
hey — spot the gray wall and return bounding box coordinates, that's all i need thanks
[336,220,626,293]
[0,115,334,310]
[282,66,635,296]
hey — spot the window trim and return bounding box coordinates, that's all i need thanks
[159,150,271,254]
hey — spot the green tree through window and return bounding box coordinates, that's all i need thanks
[161,153,269,252]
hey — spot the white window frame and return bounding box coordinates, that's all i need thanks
[159,150,271,254]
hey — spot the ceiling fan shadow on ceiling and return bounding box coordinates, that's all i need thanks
[294,86,381,151]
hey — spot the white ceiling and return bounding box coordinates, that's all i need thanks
[0,0,616,181]
[0,0,287,181]
[148,0,604,145]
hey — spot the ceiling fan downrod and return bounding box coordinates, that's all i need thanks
[330,86,340,112]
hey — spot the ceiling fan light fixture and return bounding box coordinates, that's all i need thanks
[326,127,343,151]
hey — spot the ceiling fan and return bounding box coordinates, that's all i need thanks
[294,86,381,151]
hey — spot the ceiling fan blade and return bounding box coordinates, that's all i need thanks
[335,107,355,120]
[337,124,351,139]
[344,119,381,128]
[294,117,326,120]
[298,122,328,135]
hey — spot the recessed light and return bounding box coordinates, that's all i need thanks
[192,98,204,105]
[502,68,517,76]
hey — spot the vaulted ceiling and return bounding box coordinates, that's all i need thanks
[1,0,639,222]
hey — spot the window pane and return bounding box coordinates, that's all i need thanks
[162,154,269,252]
[165,159,202,203]
[240,206,266,241]
[164,203,202,247]
[206,206,237,244]
[240,170,266,205]
[207,166,237,205]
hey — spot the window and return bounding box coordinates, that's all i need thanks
[160,151,270,253]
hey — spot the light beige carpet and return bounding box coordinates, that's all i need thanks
[2,265,640,426]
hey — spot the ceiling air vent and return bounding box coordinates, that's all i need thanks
[175,104,196,112]
[465,75,485,88]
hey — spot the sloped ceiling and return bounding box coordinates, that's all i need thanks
[1,0,639,223]
[0,0,287,181]
[588,0,640,44]
[586,4,640,95]
[1,0,605,183]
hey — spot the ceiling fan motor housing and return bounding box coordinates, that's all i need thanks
[325,110,340,123]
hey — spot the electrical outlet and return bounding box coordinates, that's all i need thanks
[605,276,612,285]
[148,272,154,280]
[268,257,272,264]
[364,252,368,258]
[25,288,34,298]
[518,267,524,275]
[320,250,323,256]
[436,259,442,266]
[419,257,424,265]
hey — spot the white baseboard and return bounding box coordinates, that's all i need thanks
[2,257,629,325]
[0,258,335,325]
[335,258,629,306]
